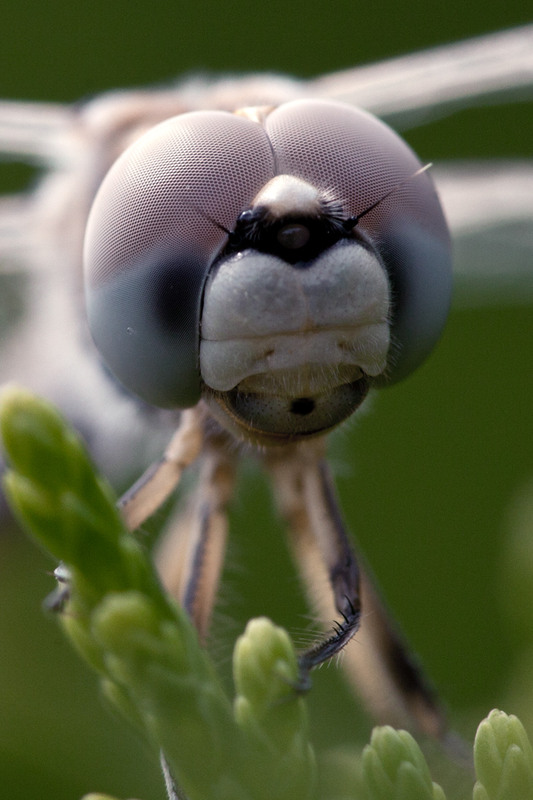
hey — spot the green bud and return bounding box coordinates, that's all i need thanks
[361,726,446,800]
[233,616,307,753]
[233,617,315,800]
[234,617,298,715]
[0,386,119,522]
[0,384,78,491]
[0,386,125,578]
[474,709,533,800]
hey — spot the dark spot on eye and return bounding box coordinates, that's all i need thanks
[290,397,315,415]
[152,258,200,334]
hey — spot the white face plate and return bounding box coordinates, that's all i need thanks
[200,231,390,441]
[201,240,390,389]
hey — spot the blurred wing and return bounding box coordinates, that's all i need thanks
[0,100,75,166]
[0,101,78,274]
[434,162,533,306]
[309,23,533,129]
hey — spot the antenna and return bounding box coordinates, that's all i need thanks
[343,163,433,231]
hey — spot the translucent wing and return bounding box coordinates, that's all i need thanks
[434,162,533,305]
[310,23,533,127]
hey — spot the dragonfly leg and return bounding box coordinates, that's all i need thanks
[266,440,361,676]
[118,408,203,531]
[118,405,235,641]
[266,440,447,739]
[153,440,236,640]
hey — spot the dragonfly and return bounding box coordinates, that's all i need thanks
[0,24,532,751]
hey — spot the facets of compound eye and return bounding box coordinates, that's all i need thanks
[83,110,275,408]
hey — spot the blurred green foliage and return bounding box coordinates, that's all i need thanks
[0,2,532,798]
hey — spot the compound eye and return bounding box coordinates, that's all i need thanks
[265,100,452,382]
[84,111,274,408]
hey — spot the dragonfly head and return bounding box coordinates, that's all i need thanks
[84,99,451,443]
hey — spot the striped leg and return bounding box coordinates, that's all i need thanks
[266,439,446,739]
[154,441,236,640]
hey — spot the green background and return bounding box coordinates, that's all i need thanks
[1,2,532,798]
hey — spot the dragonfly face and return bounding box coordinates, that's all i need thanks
[1,25,532,770]
[84,99,451,445]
